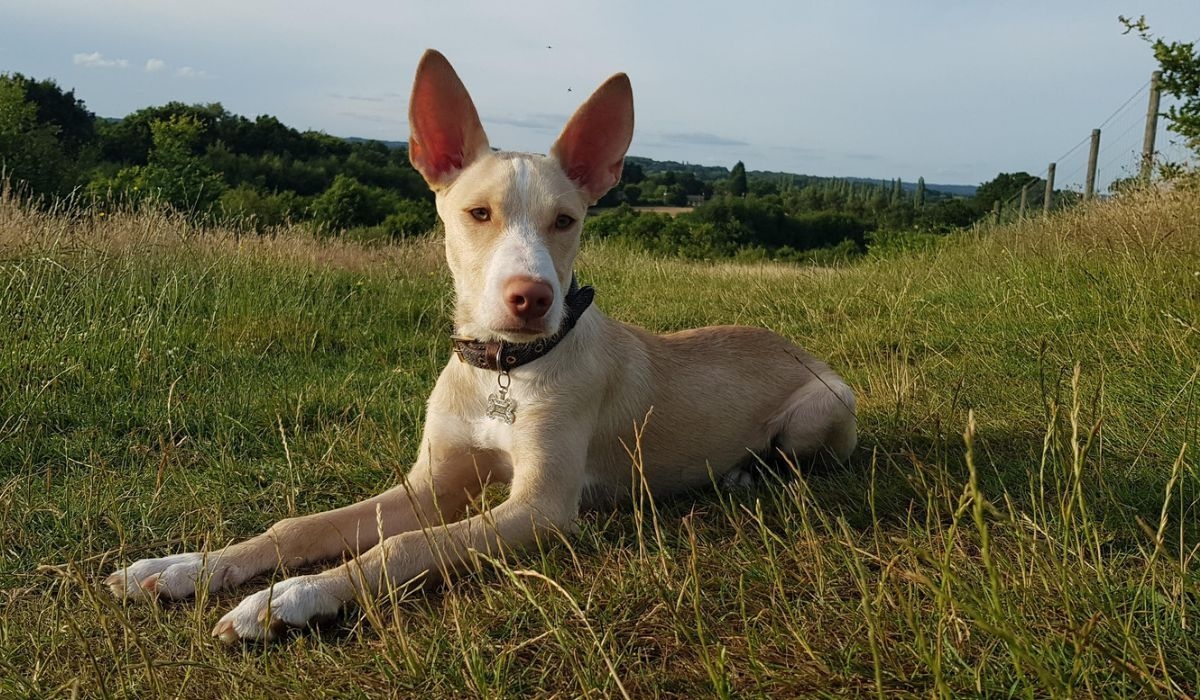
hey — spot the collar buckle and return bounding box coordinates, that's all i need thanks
[450,336,472,363]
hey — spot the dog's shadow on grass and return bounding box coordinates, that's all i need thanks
[664,421,1189,545]
[608,422,1048,539]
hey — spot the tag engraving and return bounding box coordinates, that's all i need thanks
[486,387,517,423]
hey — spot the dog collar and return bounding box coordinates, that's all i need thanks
[451,277,595,371]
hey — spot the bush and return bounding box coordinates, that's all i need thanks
[85,115,227,218]
[380,198,438,238]
[585,197,871,261]
[792,239,862,266]
[218,185,301,231]
[866,228,946,256]
[309,174,389,231]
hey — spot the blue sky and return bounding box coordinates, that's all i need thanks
[3,1,1197,188]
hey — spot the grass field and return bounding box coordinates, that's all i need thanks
[1,186,1198,698]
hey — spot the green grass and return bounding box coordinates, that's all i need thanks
[1,188,1198,697]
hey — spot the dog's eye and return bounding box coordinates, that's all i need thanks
[469,207,490,222]
[554,214,575,230]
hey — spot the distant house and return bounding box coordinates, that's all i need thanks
[686,194,706,207]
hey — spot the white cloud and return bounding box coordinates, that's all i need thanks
[145,58,167,72]
[174,66,211,79]
[73,52,129,69]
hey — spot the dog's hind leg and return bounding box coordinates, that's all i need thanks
[720,373,856,487]
[779,374,858,463]
[767,374,857,474]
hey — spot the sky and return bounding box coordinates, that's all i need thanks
[3,0,1198,189]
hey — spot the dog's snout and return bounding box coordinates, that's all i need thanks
[503,277,554,320]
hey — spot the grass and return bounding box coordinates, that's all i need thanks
[1,186,1198,697]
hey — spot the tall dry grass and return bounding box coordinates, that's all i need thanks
[1,185,1197,697]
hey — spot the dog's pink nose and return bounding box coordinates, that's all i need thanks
[504,277,554,320]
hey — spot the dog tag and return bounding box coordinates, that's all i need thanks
[486,387,517,423]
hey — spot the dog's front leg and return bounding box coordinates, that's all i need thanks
[212,436,586,643]
[105,438,486,601]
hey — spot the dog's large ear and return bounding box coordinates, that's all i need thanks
[408,50,491,190]
[550,73,634,203]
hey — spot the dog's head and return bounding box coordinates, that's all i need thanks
[408,49,633,343]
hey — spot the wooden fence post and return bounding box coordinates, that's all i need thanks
[1140,71,1162,182]
[1043,162,1055,216]
[1084,128,1101,200]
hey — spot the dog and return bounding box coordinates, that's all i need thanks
[105,49,857,642]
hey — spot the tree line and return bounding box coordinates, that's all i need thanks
[4,23,1196,261]
[584,160,1086,261]
[0,73,436,240]
[0,71,1115,259]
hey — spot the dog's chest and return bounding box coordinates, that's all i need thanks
[463,372,541,452]
[470,413,515,452]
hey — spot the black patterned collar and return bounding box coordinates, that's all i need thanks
[451,277,595,372]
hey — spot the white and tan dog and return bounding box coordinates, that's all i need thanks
[106,50,857,642]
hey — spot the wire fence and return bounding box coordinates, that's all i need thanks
[987,57,1199,225]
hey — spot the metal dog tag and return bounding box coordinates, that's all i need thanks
[486,370,516,423]
[486,387,516,423]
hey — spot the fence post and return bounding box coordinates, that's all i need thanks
[992,199,1001,225]
[1019,184,1030,220]
[1084,128,1101,200]
[1140,70,1162,182]
[1043,162,1055,216]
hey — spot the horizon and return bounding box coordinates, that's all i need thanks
[4,1,1198,190]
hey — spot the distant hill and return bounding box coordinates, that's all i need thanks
[343,136,407,150]
[843,176,977,198]
[621,156,975,198]
[623,156,731,181]
[336,140,977,198]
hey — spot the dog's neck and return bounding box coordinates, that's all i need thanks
[451,277,595,371]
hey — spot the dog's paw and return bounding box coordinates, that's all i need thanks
[721,466,756,489]
[105,552,243,601]
[212,575,343,643]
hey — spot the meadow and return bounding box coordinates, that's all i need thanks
[1,186,1197,698]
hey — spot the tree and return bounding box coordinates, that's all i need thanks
[1107,176,1141,196]
[1122,16,1200,153]
[11,74,95,158]
[91,114,227,214]
[972,172,1042,215]
[380,198,438,238]
[98,101,231,165]
[749,178,779,197]
[310,174,390,230]
[663,184,688,207]
[620,160,645,184]
[139,115,226,213]
[218,184,298,230]
[729,161,748,197]
[0,77,69,195]
[916,198,977,231]
[914,177,926,209]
